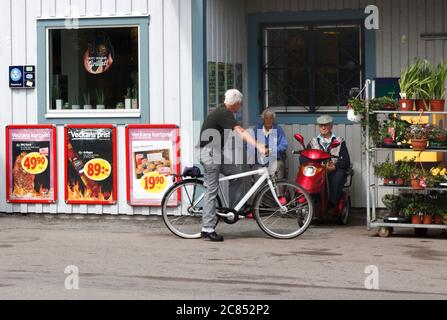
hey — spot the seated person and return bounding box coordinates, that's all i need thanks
[252,108,288,179]
[301,115,351,208]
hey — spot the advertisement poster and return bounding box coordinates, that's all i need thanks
[84,38,115,74]
[226,63,235,90]
[126,125,180,206]
[6,126,57,204]
[235,63,243,92]
[218,62,226,105]
[208,61,217,113]
[65,125,117,205]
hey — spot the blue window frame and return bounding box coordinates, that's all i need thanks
[37,16,150,125]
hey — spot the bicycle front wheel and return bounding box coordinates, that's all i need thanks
[161,179,221,239]
[253,181,313,239]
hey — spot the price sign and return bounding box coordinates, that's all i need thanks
[21,152,48,175]
[84,158,112,181]
[140,172,167,194]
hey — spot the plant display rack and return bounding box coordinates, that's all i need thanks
[364,85,447,238]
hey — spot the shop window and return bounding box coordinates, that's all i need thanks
[38,17,149,124]
[262,23,364,113]
[49,26,139,113]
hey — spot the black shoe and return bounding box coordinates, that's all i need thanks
[201,231,224,242]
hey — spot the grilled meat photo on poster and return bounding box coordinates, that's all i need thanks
[11,141,52,200]
[66,127,115,202]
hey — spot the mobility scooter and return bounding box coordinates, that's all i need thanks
[293,134,354,225]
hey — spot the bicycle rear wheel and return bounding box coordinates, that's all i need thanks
[253,181,313,239]
[161,179,221,239]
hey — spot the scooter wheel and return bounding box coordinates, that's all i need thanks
[337,196,351,225]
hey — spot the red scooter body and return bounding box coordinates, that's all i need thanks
[293,134,351,224]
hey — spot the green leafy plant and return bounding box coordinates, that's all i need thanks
[52,85,61,100]
[374,155,396,180]
[415,59,432,100]
[82,92,91,105]
[427,62,447,99]
[395,157,416,182]
[96,89,105,105]
[124,88,132,100]
[369,97,398,111]
[399,61,422,99]
[132,87,139,99]
[405,123,433,140]
[348,97,380,145]
[382,194,401,215]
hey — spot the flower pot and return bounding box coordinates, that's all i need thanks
[411,215,422,224]
[411,139,427,151]
[399,99,414,111]
[433,134,447,143]
[430,99,445,112]
[83,104,92,110]
[56,99,63,110]
[434,215,443,225]
[383,178,394,185]
[132,99,138,109]
[395,178,405,186]
[416,99,429,111]
[382,103,396,111]
[96,104,105,110]
[125,99,132,109]
[423,214,433,225]
[72,104,81,110]
[383,137,394,145]
[410,179,424,190]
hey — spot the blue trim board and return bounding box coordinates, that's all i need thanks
[37,17,150,125]
[247,10,376,126]
[192,0,207,126]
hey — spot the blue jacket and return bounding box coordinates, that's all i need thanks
[253,124,288,164]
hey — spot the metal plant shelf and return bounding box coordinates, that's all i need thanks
[370,220,447,230]
[365,101,447,237]
[371,110,447,115]
[370,185,447,191]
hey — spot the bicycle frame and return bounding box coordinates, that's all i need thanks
[203,166,287,217]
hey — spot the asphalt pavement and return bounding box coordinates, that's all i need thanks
[0,212,447,300]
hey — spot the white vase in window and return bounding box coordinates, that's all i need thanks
[56,99,63,110]
[84,104,92,110]
[131,99,138,109]
[125,98,132,109]
[96,104,105,110]
[72,104,81,110]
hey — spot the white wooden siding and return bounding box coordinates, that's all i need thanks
[0,0,193,215]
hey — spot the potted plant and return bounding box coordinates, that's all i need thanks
[71,95,80,110]
[403,201,422,224]
[374,155,396,185]
[406,123,433,151]
[369,97,398,111]
[429,127,447,145]
[96,89,105,110]
[380,123,394,145]
[428,62,447,111]
[83,92,92,110]
[53,85,63,110]
[131,87,139,109]
[124,88,132,109]
[382,194,401,217]
[415,59,432,111]
[399,61,420,111]
[410,167,427,190]
[395,157,415,185]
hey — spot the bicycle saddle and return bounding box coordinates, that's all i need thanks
[182,166,202,177]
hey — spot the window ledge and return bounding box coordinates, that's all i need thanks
[45,110,141,119]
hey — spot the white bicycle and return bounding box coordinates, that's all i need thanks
[161,165,313,239]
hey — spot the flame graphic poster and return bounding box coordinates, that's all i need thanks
[65,125,117,205]
[126,125,180,206]
[6,125,57,204]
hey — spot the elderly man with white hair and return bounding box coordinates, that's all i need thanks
[199,89,268,241]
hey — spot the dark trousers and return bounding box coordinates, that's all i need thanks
[328,169,347,207]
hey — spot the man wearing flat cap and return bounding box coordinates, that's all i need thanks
[301,115,351,209]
